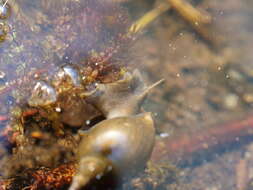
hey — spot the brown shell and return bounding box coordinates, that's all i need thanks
[57,94,100,127]
[78,112,155,174]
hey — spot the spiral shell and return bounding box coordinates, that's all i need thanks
[69,112,155,190]
[28,81,57,107]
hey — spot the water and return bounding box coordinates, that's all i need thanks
[1,0,253,190]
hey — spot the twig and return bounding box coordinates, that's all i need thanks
[129,0,221,47]
[166,0,211,25]
[2,0,9,8]
[129,1,170,35]
[236,158,249,190]
[151,113,253,163]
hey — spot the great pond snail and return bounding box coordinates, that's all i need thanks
[69,70,164,190]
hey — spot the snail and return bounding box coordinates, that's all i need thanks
[28,64,100,128]
[69,70,164,190]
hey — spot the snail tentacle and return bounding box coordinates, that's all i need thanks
[85,69,164,118]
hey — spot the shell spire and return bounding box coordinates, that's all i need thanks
[69,154,112,190]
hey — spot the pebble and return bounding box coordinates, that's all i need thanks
[224,93,239,109]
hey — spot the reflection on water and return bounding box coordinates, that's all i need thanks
[0,0,253,189]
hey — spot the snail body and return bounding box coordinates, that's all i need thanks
[69,70,163,190]
[69,113,155,190]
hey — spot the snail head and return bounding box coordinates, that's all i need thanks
[85,69,164,118]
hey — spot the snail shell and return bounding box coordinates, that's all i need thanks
[69,112,155,190]
[28,65,82,107]
[51,64,82,94]
[57,93,100,127]
[27,64,101,127]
